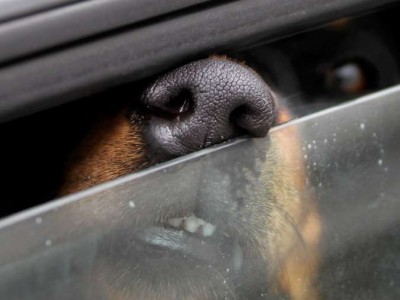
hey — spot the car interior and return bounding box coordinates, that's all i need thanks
[0,1,399,299]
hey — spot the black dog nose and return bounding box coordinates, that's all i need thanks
[140,57,275,161]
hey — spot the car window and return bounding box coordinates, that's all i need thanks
[0,6,400,300]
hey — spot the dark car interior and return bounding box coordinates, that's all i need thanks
[1,5,400,217]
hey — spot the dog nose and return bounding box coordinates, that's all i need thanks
[140,57,275,161]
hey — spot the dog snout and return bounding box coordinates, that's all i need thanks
[140,57,275,161]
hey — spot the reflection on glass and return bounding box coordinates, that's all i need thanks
[1,85,400,299]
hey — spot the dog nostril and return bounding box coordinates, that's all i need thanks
[229,104,251,134]
[145,89,194,120]
[164,89,193,116]
[229,98,273,138]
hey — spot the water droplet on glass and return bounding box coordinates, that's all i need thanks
[360,123,365,130]
[45,239,52,247]
[35,217,42,224]
[128,201,135,208]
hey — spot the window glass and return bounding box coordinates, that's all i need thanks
[1,8,400,300]
[0,85,399,299]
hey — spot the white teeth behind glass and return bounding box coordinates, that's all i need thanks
[168,215,216,237]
